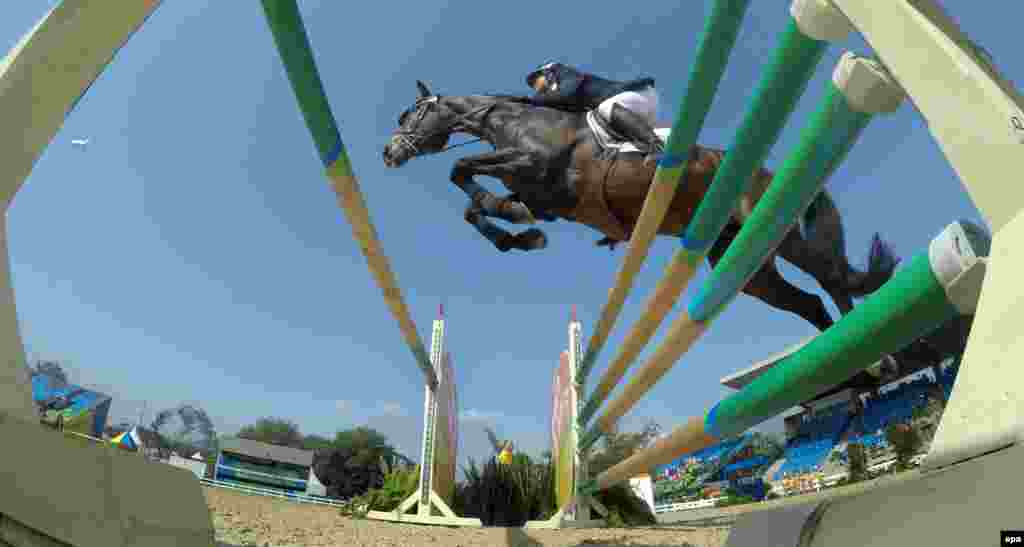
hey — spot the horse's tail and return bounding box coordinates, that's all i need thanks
[803,191,899,297]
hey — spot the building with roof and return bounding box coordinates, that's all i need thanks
[214,437,326,496]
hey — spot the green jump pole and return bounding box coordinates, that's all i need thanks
[578,52,905,450]
[690,52,904,321]
[581,220,990,494]
[578,0,856,423]
[706,220,990,439]
[578,0,753,382]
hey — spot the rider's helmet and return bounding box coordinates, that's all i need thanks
[526,61,559,90]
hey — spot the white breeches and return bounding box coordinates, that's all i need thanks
[596,86,659,125]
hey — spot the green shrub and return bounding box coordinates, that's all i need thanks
[453,458,552,526]
[342,464,420,517]
[451,456,656,527]
[595,483,657,526]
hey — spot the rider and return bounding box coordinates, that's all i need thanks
[524,62,664,164]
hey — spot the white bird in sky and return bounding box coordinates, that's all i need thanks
[71,138,89,148]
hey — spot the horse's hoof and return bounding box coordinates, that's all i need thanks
[513,228,547,251]
[495,235,514,253]
[507,201,537,225]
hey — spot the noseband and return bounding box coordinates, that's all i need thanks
[393,97,496,157]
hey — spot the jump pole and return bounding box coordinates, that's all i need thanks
[576,0,753,382]
[580,52,906,448]
[579,219,990,494]
[261,0,437,391]
[578,0,856,424]
[261,2,479,525]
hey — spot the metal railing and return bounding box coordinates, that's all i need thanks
[199,478,349,508]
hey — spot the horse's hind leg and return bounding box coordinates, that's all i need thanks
[774,227,855,316]
[707,222,835,331]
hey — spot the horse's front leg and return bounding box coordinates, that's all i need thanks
[451,150,548,252]
[463,206,546,252]
[452,149,542,224]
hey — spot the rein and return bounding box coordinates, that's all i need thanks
[394,99,497,156]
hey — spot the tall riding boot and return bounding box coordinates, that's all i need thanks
[607,103,664,165]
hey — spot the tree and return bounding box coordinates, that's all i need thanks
[313,426,402,500]
[589,419,662,476]
[301,434,333,451]
[333,426,394,465]
[150,404,217,458]
[235,417,304,448]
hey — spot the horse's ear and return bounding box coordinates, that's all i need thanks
[416,80,432,98]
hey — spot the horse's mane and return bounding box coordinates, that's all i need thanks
[450,93,585,114]
[484,94,528,101]
[446,93,530,103]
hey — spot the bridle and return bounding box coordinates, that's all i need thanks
[392,96,497,157]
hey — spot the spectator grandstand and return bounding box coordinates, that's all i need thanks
[653,352,963,512]
[772,400,853,479]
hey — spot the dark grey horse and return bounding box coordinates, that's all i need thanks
[382,81,898,332]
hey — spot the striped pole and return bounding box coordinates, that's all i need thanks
[580,52,905,448]
[576,0,754,382]
[580,220,989,493]
[260,0,438,390]
[578,0,854,422]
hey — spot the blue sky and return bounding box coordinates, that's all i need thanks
[4,1,1019,467]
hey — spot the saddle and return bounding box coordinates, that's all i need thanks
[585,110,671,156]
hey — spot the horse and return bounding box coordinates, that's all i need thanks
[382,81,897,332]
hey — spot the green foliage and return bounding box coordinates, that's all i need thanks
[595,483,657,526]
[449,448,657,527]
[346,465,421,516]
[301,434,333,451]
[334,426,396,467]
[510,452,533,467]
[236,417,305,448]
[454,457,550,526]
[653,465,704,503]
[150,404,217,453]
[589,420,662,476]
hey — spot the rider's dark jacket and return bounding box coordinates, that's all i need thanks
[526,63,655,112]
